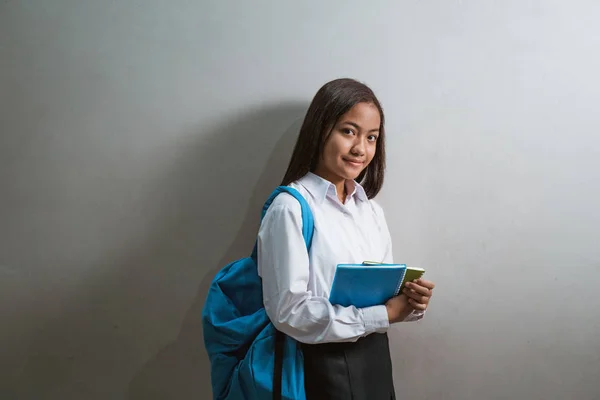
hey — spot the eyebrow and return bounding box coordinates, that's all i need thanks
[341,121,380,133]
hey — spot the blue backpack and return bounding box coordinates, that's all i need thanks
[202,186,314,400]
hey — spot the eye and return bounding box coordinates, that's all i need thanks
[368,135,379,142]
[341,128,354,135]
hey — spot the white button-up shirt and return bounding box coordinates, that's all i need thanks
[257,172,423,344]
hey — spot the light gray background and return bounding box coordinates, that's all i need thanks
[2,1,599,399]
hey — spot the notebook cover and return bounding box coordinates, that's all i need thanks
[329,263,407,308]
[398,267,426,294]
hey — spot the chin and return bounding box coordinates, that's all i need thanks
[339,168,364,181]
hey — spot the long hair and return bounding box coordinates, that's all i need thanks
[281,78,386,199]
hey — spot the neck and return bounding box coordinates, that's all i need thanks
[336,181,347,204]
[326,178,348,204]
[311,170,348,203]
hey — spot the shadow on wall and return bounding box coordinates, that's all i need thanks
[127,103,307,399]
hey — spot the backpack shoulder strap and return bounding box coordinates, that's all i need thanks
[251,186,314,260]
[251,186,314,400]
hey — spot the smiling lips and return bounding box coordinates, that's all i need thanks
[343,158,364,167]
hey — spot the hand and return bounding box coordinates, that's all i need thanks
[402,279,435,311]
[385,293,414,323]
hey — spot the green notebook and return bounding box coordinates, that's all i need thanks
[400,266,425,292]
[363,261,425,294]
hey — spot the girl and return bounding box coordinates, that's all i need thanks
[257,78,435,400]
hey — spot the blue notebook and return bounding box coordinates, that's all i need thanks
[329,263,407,308]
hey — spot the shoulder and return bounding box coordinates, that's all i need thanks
[368,198,386,218]
[262,183,312,224]
[268,183,309,213]
[367,197,392,238]
[267,193,302,215]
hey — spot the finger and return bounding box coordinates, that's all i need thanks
[415,279,435,290]
[406,282,432,297]
[408,298,427,310]
[402,287,430,304]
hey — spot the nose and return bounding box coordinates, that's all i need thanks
[351,137,366,156]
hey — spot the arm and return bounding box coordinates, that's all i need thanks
[257,200,389,344]
[376,202,426,322]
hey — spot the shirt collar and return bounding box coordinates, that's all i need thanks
[348,180,369,203]
[297,172,369,204]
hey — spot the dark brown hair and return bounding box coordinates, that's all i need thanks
[281,78,386,198]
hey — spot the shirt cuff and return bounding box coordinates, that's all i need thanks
[360,305,390,334]
[403,309,426,322]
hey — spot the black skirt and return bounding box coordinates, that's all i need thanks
[301,332,396,400]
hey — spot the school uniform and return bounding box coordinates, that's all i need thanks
[257,172,424,400]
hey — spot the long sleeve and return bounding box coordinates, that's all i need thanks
[257,200,389,344]
[376,202,425,323]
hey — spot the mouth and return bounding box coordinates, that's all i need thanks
[343,158,364,167]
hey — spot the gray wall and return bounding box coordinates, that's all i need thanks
[2,1,599,399]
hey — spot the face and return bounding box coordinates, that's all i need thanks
[314,102,381,184]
